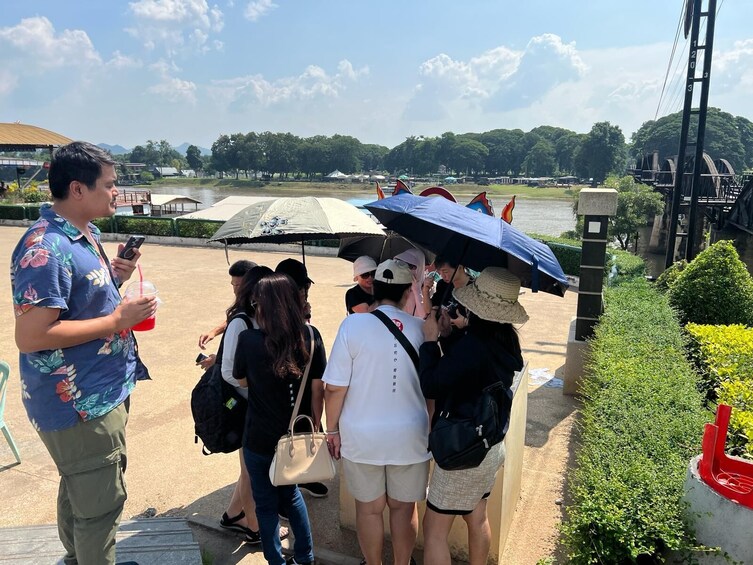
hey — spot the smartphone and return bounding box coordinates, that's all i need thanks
[196,353,208,364]
[118,235,146,260]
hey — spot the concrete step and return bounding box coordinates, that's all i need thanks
[0,518,202,564]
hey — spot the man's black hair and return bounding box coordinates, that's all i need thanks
[433,254,460,270]
[229,260,258,277]
[373,280,411,304]
[48,141,117,199]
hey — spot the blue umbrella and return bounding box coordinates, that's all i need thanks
[365,193,569,296]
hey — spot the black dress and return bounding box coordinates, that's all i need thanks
[345,284,375,314]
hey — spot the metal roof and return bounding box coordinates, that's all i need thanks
[0,123,73,151]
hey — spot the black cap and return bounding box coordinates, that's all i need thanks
[276,258,314,289]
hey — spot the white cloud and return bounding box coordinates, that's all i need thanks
[209,59,368,108]
[128,0,224,53]
[244,0,278,22]
[148,76,198,103]
[0,17,101,71]
[107,51,143,69]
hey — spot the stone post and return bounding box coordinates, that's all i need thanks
[563,188,618,395]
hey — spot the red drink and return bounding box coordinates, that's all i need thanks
[132,315,156,332]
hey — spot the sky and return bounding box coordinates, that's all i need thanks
[2,0,752,151]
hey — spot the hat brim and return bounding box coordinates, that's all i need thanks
[453,285,529,325]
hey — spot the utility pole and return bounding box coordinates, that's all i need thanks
[665,0,718,268]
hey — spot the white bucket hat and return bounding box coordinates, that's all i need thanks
[353,255,377,280]
[453,267,529,325]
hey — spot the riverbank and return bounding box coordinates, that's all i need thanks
[151,177,580,201]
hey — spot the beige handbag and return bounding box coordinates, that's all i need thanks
[269,326,336,486]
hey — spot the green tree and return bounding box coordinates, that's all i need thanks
[448,138,488,175]
[608,175,664,250]
[186,144,203,173]
[210,134,232,177]
[576,122,626,182]
[481,129,526,175]
[359,144,389,171]
[631,108,749,172]
[522,139,556,176]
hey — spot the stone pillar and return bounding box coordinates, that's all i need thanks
[564,188,618,395]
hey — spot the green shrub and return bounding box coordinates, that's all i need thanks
[93,217,116,233]
[562,279,708,563]
[529,233,582,276]
[668,240,753,325]
[116,216,174,236]
[655,260,687,292]
[685,324,753,459]
[0,204,26,220]
[175,219,223,239]
[607,249,646,286]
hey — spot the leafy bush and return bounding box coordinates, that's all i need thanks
[21,187,50,203]
[562,279,708,563]
[668,240,753,325]
[93,217,116,233]
[685,324,753,459]
[655,260,687,292]
[607,249,646,286]
[529,233,582,276]
[0,205,26,220]
[175,219,223,239]
[116,216,174,236]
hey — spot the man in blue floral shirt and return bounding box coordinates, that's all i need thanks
[11,141,157,565]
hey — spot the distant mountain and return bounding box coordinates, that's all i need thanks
[98,143,129,155]
[175,142,210,156]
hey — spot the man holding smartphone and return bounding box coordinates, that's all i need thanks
[10,141,156,565]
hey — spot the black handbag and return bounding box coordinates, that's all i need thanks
[428,380,513,470]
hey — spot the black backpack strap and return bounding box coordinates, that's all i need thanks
[371,309,419,371]
[215,312,253,368]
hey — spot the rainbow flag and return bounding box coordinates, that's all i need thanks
[375,181,385,200]
[501,195,516,224]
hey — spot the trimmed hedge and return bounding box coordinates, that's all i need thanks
[686,324,753,459]
[563,279,708,563]
[175,219,222,239]
[0,205,26,220]
[607,249,646,286]
[529,233,582,276]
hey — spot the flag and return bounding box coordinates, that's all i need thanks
[393,179,413,195]
[376,181,385,200]
[465,192,494,216]
[501,195,516,224]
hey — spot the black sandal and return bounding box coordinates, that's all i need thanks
[245,525,290,545]
[220,510,254,537]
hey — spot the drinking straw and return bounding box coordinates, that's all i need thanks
[137,263,144,295]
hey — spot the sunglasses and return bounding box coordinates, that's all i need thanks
[359,271,376,279]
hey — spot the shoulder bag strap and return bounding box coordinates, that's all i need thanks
[371,309,419,371]
[287,325,316,432]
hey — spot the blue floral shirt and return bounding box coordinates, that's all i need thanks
[10,205,136,432]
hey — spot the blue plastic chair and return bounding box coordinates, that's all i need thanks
[0,360,21,465]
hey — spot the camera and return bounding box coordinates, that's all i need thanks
[443,301,460,319]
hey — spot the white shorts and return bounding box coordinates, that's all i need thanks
[342,458,430,503]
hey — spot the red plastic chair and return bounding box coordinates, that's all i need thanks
[699,404,753,509]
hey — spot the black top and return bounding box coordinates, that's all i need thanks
[419,332,523,427]
[431,278,473,352]
[234,325,327,455]
[345,284,375,314]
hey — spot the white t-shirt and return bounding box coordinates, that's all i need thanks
[322,304,430,465]
[221,315,258,399]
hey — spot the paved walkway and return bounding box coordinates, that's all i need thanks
[0,226,578,564]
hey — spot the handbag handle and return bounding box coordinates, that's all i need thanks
[287,325,316,433]
[285,414,320,457]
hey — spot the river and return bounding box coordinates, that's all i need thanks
[131,184,576,237]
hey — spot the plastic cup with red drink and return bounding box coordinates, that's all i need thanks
[124,280,159,331]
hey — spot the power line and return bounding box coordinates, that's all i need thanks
[655,0,687,120]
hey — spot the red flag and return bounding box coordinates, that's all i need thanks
[393,179,413,195]
[501,195,516,224]
[376,181,385,200]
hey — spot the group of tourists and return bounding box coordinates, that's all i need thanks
[9,140,527,565]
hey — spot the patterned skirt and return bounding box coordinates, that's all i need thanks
[426,442,506,515]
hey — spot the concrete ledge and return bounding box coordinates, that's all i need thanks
[563,318,589,396]
[338,363,529,564]
[678,455,753,564]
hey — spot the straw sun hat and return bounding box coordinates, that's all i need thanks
[452,267,529,325]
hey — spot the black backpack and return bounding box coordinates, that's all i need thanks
[191,314,251,455]
[428,380,513,470]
